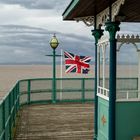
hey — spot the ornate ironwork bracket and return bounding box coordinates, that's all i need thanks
[74,16,94,27]
[74,0,125,27]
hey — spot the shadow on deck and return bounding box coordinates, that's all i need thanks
[14,103,94,140]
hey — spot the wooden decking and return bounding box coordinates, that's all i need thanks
[14,103,94,140]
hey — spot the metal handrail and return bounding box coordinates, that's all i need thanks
[0,77,138,140]
[0,78,95,140]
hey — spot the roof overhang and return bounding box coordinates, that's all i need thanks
[63,0,140,26]
[63,0,116,20]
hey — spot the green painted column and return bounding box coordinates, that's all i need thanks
[105,21,120,140]
[92,29,104,140]
[52,48,56,103]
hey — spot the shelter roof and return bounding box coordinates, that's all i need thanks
[63,0,140,23]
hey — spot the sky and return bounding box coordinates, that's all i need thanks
[0,0,139,64]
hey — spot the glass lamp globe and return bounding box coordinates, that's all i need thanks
[50,34,59,49]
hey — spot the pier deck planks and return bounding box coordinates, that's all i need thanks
[14,103,94,140]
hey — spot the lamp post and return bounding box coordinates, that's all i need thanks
[50,34,59,103]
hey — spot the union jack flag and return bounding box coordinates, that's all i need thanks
[64,51,91,74]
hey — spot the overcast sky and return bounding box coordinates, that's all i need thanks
[0,0,139,64]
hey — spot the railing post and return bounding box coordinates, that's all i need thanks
[28,80,31,104]
[9,93,12,140]
[82,79,85,102]
[17,82,20,110]
[2,102,5,140]
[15,86,18,114]
[12,89,16,128]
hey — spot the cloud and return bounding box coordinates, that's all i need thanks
[0,0,139,65]
[0,24,139,65]
[0,2,92,38]
[0,0,71,10]
[0,24,139,64]
[0,25,94,64]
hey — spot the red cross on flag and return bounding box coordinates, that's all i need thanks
[64,51,91,74]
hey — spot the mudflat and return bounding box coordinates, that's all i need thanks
[0,64,137,99]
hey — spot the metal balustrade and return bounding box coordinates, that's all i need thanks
[0,82,19,140]
[0,77,138,140]
[19,78,95,105]
[0,78,94,140]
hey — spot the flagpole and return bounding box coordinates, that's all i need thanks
[60,49,63,100]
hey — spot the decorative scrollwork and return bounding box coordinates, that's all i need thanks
[98,34,140,52]
[74,0,125,27]
[117,34,140,42]
[97,0,126,26]
[74,16,94,27]
[117,34,140,51]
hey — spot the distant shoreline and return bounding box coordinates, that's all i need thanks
[0,63,138,66]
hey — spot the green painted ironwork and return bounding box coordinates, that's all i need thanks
[0,82,20,140]
[0,77,139,140]
[105,21,120,140]
[27,80,31,104]
[19,78,95,105]
[92,29,104,140]
[81,79,85,102]
[52,49,56,103]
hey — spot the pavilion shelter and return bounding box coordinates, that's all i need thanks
[62,0,140,140]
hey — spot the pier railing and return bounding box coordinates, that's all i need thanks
[0,82,19,140]
[19,78,95,105]
[0,78,94,140]
[0,77,138,140]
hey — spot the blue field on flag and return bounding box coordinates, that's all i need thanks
[64,51,91,74]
